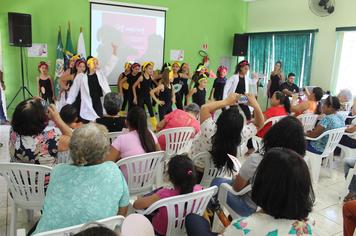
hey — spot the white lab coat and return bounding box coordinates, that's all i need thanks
[223,73,250,99]
[66,55,117,121]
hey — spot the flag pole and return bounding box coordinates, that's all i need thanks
[80,26,83,33]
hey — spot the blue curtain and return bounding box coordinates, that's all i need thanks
[248,34,274,76]
[274,33,315,86]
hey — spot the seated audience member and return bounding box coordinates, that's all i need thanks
[9,97,72,166]
[343,200,356,236]
[211,116,306,216]
[186,148,315,236]
[133,154,202,236]
[189,93,265,174]
[337,89,353,111]
[73,225,118,236]
[106,106,160,163]
[157,103,200,150]
[96,92,126,132]
[306,96,345,154]
[32,123,129,235]
[291,87,323,116]
[256,91,290,138]
[60,104,82,129]
[280,72,299,97]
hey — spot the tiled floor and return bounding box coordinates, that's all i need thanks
[0,157,349,236]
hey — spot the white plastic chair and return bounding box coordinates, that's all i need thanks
[0,163,52,236]
[252,115,287,151]
[297,113,318,132]
[306,127,346,183]
[134,186,217,236]
[0,125,11,162]
[217,183,252,220]
[108,131,123,143]
[192,152,228,188]
[33,215,125,236]
[156,127,195,160]
[338,111,350,122]
[116,151,165,196]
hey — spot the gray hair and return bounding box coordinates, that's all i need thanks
[337,89,353,102]
[70,123,110,165]
[184,103,200,116]
[104,92,123,116]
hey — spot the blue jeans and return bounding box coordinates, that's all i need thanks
[185,214,218,236]
[210,177,255,217]
[344,157,356,193]
[0,89,6,122]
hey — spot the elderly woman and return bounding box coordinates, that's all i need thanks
[10,97,72,166]
[96,92,126,132]
[338,89,353,111]
[156,103,201,150]
[32,123,130,235]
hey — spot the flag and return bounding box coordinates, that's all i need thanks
[77,27,86,59]
[64,22,74,68]
[54,27,64,97]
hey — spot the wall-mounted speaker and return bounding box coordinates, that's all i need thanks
[8,12,32,47]
[233,34,248,56]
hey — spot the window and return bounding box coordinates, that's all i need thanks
[332,30,356,94]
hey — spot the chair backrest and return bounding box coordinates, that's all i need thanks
[319,127,346,157]
[0,125,11,162]
[116,151,165,195]
[108,131,123,143]
[157,127,195,158]
[0,163,52,208]
[193,152,227,188]
[263,115,287,127]
[297,113,318,132]
[227,154,242,173]
[33,215,125,236]
[143,186,217,236]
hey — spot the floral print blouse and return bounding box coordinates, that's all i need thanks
[9,126,61,167]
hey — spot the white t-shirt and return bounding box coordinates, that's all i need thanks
[189,117,257,168]
[223,213,315,236]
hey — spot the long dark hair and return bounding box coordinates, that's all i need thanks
[312,87,324,114]
[126,107,156,153]
[168,154,197,194]
[274,91,291,114]
[252,148,314,220]
[210,106,244,173]
[161,68,171,87]
[234,60,250,74]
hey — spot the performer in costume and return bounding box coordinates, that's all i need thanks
[178,62,191,106]
[66,44,118,121]
[190,64,208,89]
[209,66,227,101]
[150,68,176,121]
[187,74,207,107]
[132,62,158,130]
[118,62,131,115]
[37,61,55,104]
[119,63,141,111]
[172,61,184,109]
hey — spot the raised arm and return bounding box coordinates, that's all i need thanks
[101,43,118,77]
[47,104,72,136]
[119,76,128,95]
[150,84,165,106]
[186,88,196,105]
[245,93,264,130]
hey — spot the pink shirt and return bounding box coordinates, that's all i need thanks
[152,185,203,235]
[158,109,200,150]
[111,130,158,178]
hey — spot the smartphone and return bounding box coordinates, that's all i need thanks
[237,95,248,104]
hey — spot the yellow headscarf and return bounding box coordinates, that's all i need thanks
[87,57,98,71]
[142,61,154,71]
[172,61,181,68]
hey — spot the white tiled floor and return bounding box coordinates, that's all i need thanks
[0,157,349,236]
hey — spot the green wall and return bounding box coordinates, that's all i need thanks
[0,0,247,116]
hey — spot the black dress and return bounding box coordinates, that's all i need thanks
[138,75,154,117]
[269,74,281,98]
[127,72,141,111]
[213,77,226,101]
[192,88,206,107]
[39,78,54,104]
[158,84,173,120]
[88,73,103,117]
[173,74,184,110]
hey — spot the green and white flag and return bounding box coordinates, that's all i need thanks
[77,27,86,59]
[54,27,64,97]
[64,22,74,67]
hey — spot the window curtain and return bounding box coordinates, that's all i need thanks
[274,33,315,87]
[248,34,274,76]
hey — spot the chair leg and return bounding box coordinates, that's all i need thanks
[327,154,333,178]
[309,155,322,184]
[10,203,17,236]
[26,209,34,223]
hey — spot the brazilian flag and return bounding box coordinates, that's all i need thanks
[54,27,64,98]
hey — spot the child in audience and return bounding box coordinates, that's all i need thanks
[187,74,208,107]
[59,104,82,129]
[132,62,157,131]
[37,61,55,104]
[118,62,132,115]
[150,68,176,120]
[209,66,227,101]
[256,91,290,137]
[119,63,141,111]
[306,96,345,154]
[133,154,203,236]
